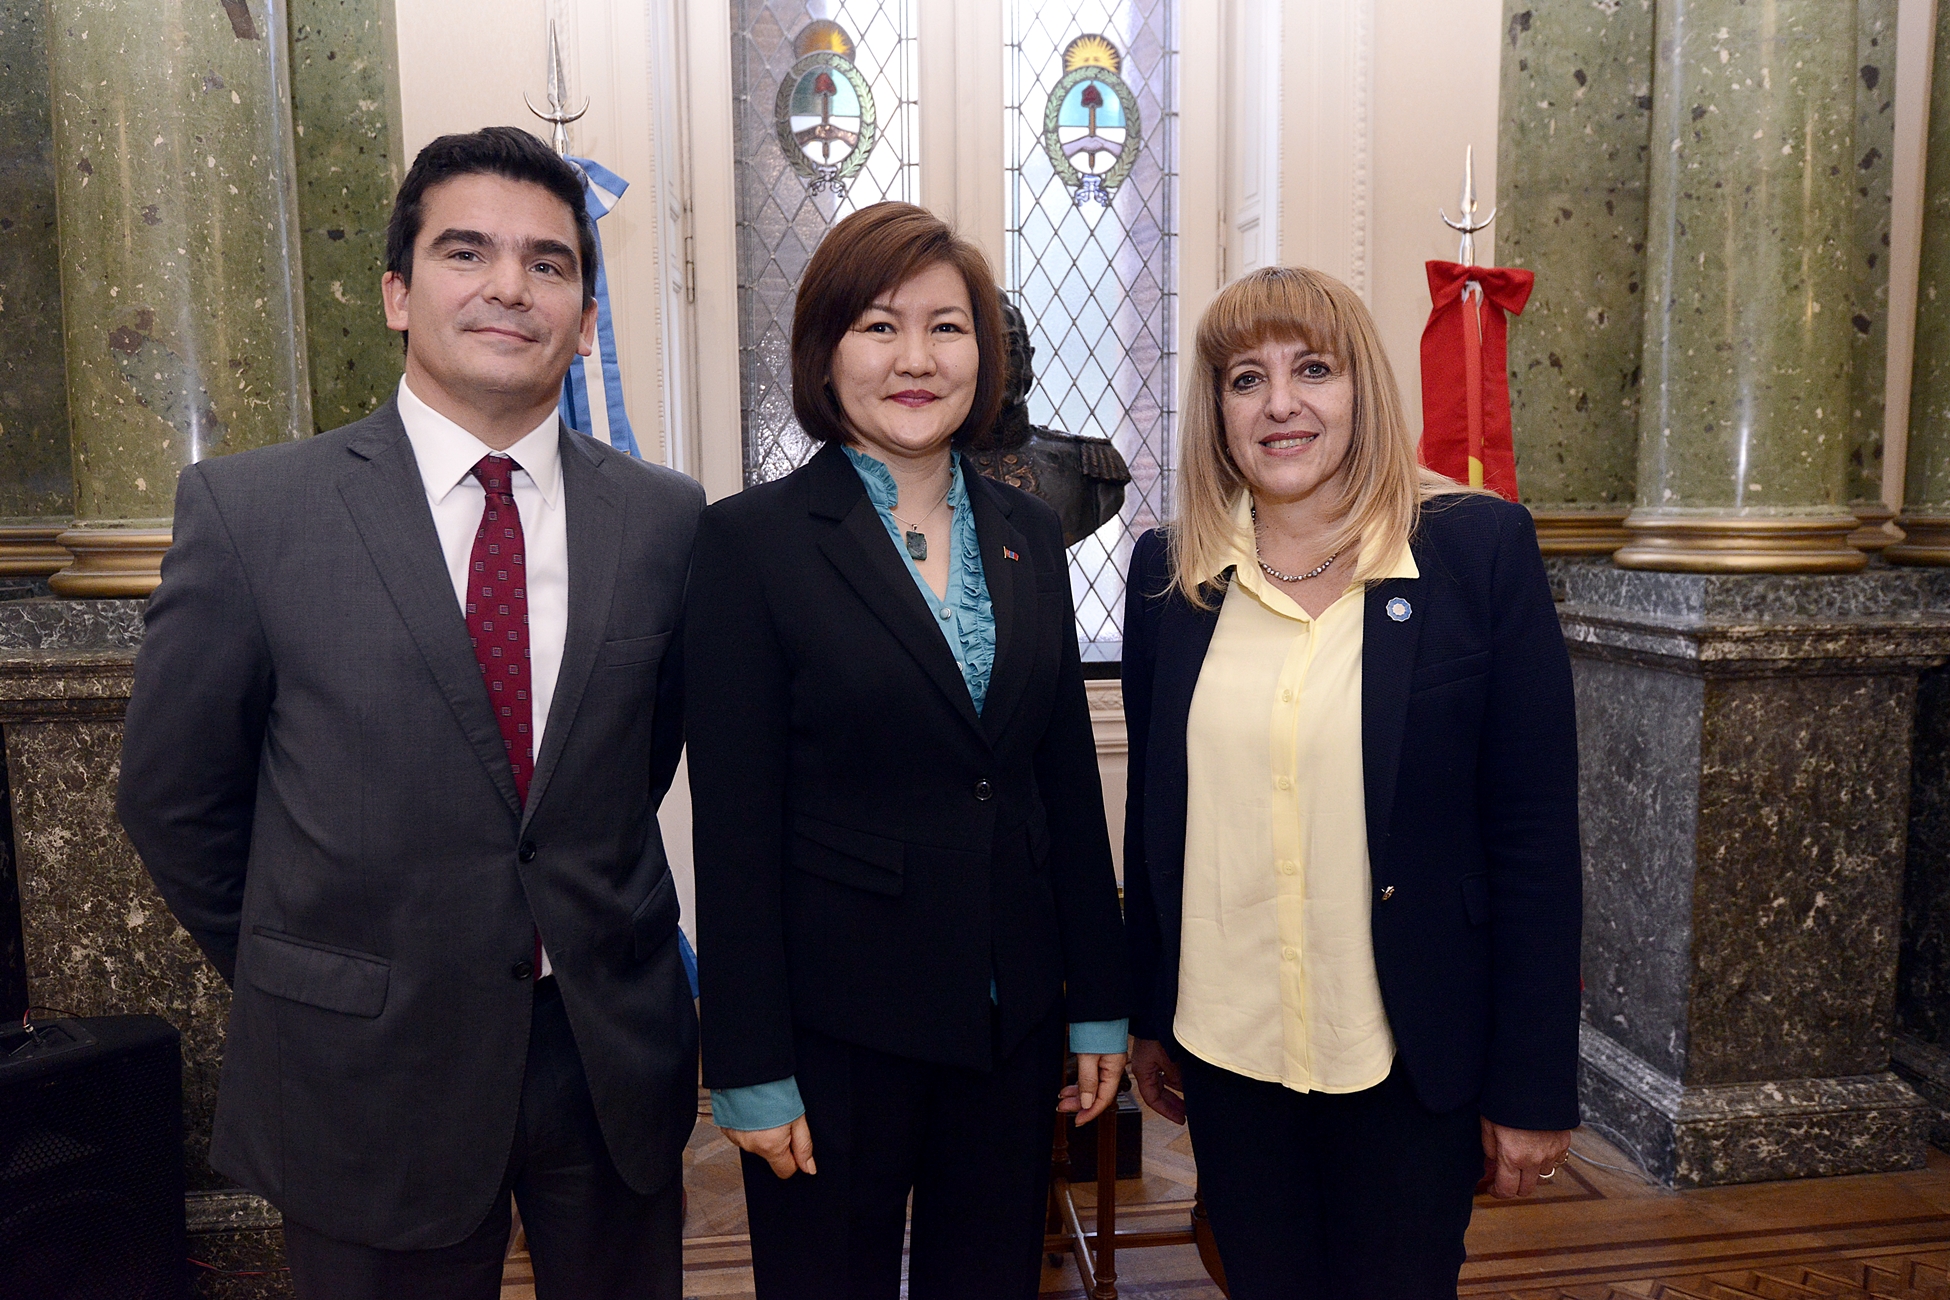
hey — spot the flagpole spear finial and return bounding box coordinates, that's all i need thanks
[524,13,590,159]
[1439,145,1497,269]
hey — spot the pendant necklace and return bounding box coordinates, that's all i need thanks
[1252,504,1341,583]
[890,486,951,562]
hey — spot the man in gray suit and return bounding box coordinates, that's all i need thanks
[118,127,704,1299]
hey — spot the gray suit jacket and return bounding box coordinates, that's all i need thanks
[117,399,705,1250]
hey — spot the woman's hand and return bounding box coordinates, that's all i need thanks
[1129,1038,1185,1125]
[1058,1052,1129,1126]
[1479,1118,1571,1198]
[721,1115,817,1180]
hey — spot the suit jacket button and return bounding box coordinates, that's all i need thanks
[518,841,538,863]
[511,959,534,980]
[974,779,994,801]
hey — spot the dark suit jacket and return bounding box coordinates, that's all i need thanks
[1121,494,1582,1131]
[117,399,705,1249]
[685,441,1127,1089]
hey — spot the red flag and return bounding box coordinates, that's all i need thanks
[1418,261,1533,501]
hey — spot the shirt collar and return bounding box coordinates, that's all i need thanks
[1219,492,1418,612]
[842,444,966,513]
[397,378,563,508]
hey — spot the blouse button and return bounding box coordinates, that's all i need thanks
[1280,689,1294,703]
[1279,860,1297,876]
[1275,775,1292,791]
[1281,946,1297,962]
[938,608,952,621]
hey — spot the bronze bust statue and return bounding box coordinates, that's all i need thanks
[963,294,1132,547]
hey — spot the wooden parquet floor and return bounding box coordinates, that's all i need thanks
[499,1093,1950,1299]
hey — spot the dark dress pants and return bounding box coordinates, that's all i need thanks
[1178,1052,1483,1300]
[282,976,684,1300]
[739,1004,1067,1300]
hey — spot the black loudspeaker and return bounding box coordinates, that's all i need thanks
[0,1015,187,1300]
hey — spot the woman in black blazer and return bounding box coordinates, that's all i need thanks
[1122,267,1582,1298]
[685,203,1128,1300]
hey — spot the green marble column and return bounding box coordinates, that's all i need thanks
[289,0,403,433]
[1850,0,1899,551]
[1496,0,1654,556]
[45,0,311,596]
[0,1,75,579]
[1617,0,1865,573]
[1894,0,1950,565]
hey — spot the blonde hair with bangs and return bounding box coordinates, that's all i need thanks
[1169,266,1467,608]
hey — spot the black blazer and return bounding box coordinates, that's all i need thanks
[1121,494,1581,1131]
[686,441,1127,1089]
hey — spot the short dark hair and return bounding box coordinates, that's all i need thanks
[385,126,598,305]
[791,203,1006,449]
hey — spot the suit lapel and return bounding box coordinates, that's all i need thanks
[1362,571,1424,875]
[1150,584,1223,925]
[809,444,987,745]
[337,407,523,817]
[967,472,1035,744]
[524,429,622,824]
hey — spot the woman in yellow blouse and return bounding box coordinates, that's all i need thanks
[1121,267,1582,1298]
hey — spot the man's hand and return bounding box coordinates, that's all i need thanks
[721,1115,816,1180]
[1479,1118,1571,1198]
[1129,1038,1184,1125]
[1058,1052,1129,1126]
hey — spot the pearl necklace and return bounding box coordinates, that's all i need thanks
[1251,504,1341,583]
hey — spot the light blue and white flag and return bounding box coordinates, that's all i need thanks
[559,156,643,459]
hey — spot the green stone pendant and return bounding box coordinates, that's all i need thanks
[905,530,928,562]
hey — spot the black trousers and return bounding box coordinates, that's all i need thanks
[739,1005,1067,1300]
[282,977,684,1300]
[1178,1052,1482,1300]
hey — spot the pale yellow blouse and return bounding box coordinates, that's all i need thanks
[1174,496,1417,1094]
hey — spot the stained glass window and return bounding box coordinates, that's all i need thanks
[731,0,918,484]
[1007,0,1177,659]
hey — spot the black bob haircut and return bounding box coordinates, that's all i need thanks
[385,126,598,305]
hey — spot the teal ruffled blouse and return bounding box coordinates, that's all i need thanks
[709,447,1127,1133]
[844,445,996,712]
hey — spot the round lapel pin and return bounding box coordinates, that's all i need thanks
[1386,597,1412,623]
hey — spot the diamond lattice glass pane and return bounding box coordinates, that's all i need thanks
[1007,0,1177,659]
[732,0,919,485]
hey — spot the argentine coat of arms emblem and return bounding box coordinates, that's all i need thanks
[1041,34,1141,208]
[776,20,878,196]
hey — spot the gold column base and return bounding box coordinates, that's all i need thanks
[1849,503,1903,553]
[47,527,173,597]
[0,525,72,578]
[1612,511,1868,574]
[1528,508,1631,556]
[1888,515,1950,566]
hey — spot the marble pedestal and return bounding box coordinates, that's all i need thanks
[1898,659,1950,1150]
[1561,567,1946,1186]
[0,599,288,1297]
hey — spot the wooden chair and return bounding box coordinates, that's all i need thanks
[1044,1084,1229,1299]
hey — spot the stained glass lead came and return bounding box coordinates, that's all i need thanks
[1007,0,1178,658]
[732,0,918,486]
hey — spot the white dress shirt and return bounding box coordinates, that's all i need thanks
[397,378,570,974]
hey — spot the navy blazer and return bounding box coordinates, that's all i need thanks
[1121,494,1582,1131]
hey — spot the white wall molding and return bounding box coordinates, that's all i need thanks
[1886,0,1941,510]
[1277,0,1374,295]
[677,0,743,500]
[1224,0,1284,279]
[917,0,1006,269]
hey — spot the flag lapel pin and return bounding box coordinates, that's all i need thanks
[1002,546,1020,561]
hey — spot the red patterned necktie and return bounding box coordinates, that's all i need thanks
[465,454,532,806]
